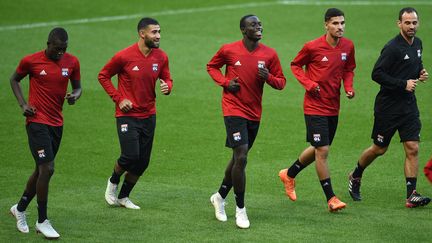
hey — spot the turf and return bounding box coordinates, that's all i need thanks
[0,0,431,242]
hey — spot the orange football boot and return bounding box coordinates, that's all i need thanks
[328,196,346,212]
[278,169,297,201]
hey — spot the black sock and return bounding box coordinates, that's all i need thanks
[352,162,365,178]
[406,177,417,198]
[110,170,121,184]
[218,180,232,199]
[118,180,136,199]
[235,192,245,208]
[17,191,35,212]
[37,201,48,223]
[320,178,335,201]
[287,159,305,178]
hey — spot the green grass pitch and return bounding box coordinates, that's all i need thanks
[0,0,431,242]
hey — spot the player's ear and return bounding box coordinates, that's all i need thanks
[138,29,145,38]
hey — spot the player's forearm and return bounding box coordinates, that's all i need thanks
[207,67,230,87]
[266,73,286,90]
[98,72,123,103]
[371,68,406,90]
[291,65,317,91]
[10,79,27,107]
[72,88,82,100]
[342,72,354,92]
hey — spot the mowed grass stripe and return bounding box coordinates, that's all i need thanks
[1,0,431,31]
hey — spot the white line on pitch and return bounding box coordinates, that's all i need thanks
[0,1,430,32]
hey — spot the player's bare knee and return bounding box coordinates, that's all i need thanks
[46,166,55,177]
[235,154,248,166]
[315,146,329,159]
[372,145,387,156]
[405,144,419,158]
[38,161,55,177]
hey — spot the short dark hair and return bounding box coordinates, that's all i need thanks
[240,14,256,29]
[399,7,418,21]
[48,27,68,43]
[324,8,344,22]
[137,17,159,32]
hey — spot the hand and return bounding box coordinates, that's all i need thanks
[160,79,170,94]
[258,67,269,80]
[227,77,240,93]
[406,79,417,92]
[119,99,133,113]
[65,92,78,105]
[419,69,429,83]
[346,91,355,99]
[21,104,36,117]
[309,84,320,98]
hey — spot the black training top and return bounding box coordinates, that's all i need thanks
[371,33,423,115]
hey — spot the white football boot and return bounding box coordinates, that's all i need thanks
[35,219,60,239]
[210,192,227,222]
[235,206,250,229]
[118,197,140,209]
[105,178,118,206]
[10,204,29,233]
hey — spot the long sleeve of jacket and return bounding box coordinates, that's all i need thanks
[342,46,356,93]
[371,45,407,90]
[98,54,124,104]
[207,46,230,88]
[290,44,318,92]
[266,52,286,90]
[160,55,173,94]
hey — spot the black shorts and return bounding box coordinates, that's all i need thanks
[224,116,260,149]
[305,115,338,147]
[116,115,156,176]
[372,113,421,147]
[26,122,63,165]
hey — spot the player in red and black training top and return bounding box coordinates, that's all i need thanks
[278,8,355,212]
[424,156,432,184]
[207,15,286,229]
[100,17,173,210]
[9,27,82,239]
[348,7,430,208]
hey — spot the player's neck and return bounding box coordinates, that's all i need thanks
[138,40,152,56]
[325,34,340,47]
[242,38,259,52]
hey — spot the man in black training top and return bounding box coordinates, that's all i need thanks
[348,7,430,208]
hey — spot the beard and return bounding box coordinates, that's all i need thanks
[404,29,416,37]
[145,39,160,49]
